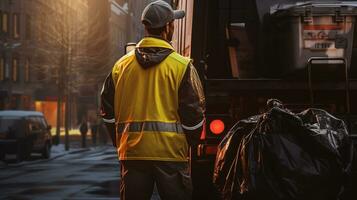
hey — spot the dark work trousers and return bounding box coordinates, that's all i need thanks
[120,160,192,200]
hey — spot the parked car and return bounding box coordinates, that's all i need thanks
[0,111,52,161]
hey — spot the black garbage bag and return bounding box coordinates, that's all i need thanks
[213,106,354,200]
[213,115,260,199]
[340,143,357,200]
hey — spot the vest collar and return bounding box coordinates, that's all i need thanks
[136,37,174,50]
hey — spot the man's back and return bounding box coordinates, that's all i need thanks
[109,37,192,162]
[112,37,190,123]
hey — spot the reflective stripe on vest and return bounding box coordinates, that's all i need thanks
[117,121,184,134]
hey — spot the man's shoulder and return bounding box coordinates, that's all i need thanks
[168,52,191,66]
[115,50,136,66]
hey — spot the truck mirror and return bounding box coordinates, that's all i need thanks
[125,43,136,54]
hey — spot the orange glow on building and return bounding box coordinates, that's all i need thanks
[35,101,65,128]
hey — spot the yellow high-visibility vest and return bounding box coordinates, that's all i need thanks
[112,37,190,161]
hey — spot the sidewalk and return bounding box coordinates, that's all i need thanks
[0,135,111,168]
[58,134,110,149]
[52,134,112,159]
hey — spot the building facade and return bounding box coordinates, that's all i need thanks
[0,0,88,128]
[0,0,34,110]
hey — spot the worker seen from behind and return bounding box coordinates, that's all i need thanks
[100,1,205,199]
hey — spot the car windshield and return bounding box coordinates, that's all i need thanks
[0,117,22,135]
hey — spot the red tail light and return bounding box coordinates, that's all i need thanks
[210,119,225,135]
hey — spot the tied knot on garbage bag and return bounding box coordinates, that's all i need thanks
[213,99,354,200]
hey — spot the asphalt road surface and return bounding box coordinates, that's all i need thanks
[0,145,160,200]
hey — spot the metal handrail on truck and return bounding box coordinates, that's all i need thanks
[307,57,354,136]
[307,57,350,114]
[205,79,357,93]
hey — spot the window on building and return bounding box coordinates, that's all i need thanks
[26,14,31,40]
[0,57,4,81]
[12,57,18,82]
[4,58,9,79]
[13,13,20,38]
[25,58,30,82]
[2,12,9,33]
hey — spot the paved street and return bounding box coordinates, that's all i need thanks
[0,145,160,200]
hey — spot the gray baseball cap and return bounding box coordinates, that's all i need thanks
[141,0,185,28]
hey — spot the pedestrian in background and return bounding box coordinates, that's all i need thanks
[101,1,205,199]
[79,118,88,148]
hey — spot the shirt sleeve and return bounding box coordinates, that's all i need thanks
[178,62,206,145]
[100,72,116,147]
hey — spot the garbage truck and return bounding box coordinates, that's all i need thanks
[165,0,357,199]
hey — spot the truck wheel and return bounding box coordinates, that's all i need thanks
[42,142,51,159]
